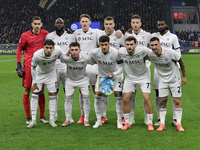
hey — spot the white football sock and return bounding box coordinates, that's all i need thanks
[156,96,160,119]
[79,92,84,116]
[64,96,72,121]
[115,97,123,120]
[55,93,58,118]
[94,96,102,122]
[49,95,57,121]
[83,95,90,121]
[129,93,136,120]
[172,98,177,120]
[160,108,167,125]
[101,95,108,117]
[31,94,38,121]
[175,108,182,125]
[147,114,153,125]
[123,113,130,124]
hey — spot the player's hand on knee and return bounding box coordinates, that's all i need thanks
[31,83,39,93]
[16,62,25,78]
[107,73,114,78]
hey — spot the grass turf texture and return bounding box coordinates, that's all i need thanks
[0,55,199,150]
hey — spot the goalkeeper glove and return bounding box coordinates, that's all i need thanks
[16,62,25,78]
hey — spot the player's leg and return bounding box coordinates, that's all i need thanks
[93,76,103,128]
[38,85,48,123]
[170,81,184,131]
[46,83,58,127]
[129,92,136,125]
[101,95,108,124]
[114,74,123,129]
[22,65,32,124]
[157,81,169,131]
[142,93,154,131]
[121,92,132,130]
[172,97,177,126]
[79,77,91,126]
[154,68,160,126]
[27,83,43,128]
[62,78,75,127]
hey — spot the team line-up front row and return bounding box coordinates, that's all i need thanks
[26,35,186,131]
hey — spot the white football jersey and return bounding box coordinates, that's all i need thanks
[125,29,152,47]
[119,47,151,79]
[60,53,95,81]
[151,31,181,55]
[31,46,64,83]
[98,30,125,49]
[89,47,122,76]
[147,48,181,83]
[73,27,101,54]
[45,31,76,69]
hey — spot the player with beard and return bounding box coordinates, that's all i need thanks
[148,37,186,132]
[152,19,181,126]
[45,18,75,123]
[16,16,49,125]
[124,14,152,125]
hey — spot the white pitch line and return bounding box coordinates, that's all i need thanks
[0,59,17,62]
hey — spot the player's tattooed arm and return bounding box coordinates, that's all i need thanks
[178,57,187,85]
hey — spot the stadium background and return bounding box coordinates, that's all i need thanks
[0,0,200,149]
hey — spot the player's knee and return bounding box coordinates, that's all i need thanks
[173,98,181,107]
[24,88,31,95]
[114,91,122,97]
[123,97,130,106]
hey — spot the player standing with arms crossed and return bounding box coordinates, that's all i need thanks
[16,16,49,125]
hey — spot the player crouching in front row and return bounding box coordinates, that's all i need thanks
[27,39,65,128]
[60,42,95,127]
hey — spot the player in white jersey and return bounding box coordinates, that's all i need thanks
[60,42,95,127]
[73,14,123,124]
[113,36,154,131]
[73,14,100,124]
[151,19,181,126]
[27,39,65,128]
[45,18,75,123]
[89,35,123,129]
[148,37,186,132]
[125,14,152,125]
[97,16,125,124]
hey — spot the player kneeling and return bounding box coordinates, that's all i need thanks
[27,39,65,128]
[60,42,95,127]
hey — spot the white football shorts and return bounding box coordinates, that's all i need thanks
[159,79,182,97]
[65,76,90,96]
[123,75,151,93]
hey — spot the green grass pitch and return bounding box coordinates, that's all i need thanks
[0,55,199,150]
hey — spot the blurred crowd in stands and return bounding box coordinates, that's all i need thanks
[0,0,199,47]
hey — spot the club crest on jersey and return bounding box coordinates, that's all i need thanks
[113,38,117,41]
[65,37,68,40]
[136,55,140,58]
[110,57,113,60]
[81,62,84,65]
[165,58,168,62]
[89,32,93,35]
[167,38,169,41]
[142,36,145,39]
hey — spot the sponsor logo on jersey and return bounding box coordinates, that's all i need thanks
[56,41,69,46]
[161,42,171,47]
[98,60,113,65]
[137,41,145,45]
[110,42,118,47]
[31,40,45,46]
[69,66,84,70]
[124,59,141,64]
[155,62,170,67]
[77,36,94,41]
[41,59,56,65]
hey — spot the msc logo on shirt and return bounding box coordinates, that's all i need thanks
[124,60,141,64]
[31,40,45,46]
[155,62,170,67]
[137,41,145,45]
[56,41,69,46]
[69,66,84,70]
[161,42,171,47]
[77,36,94,41]
[98,60,113,65]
